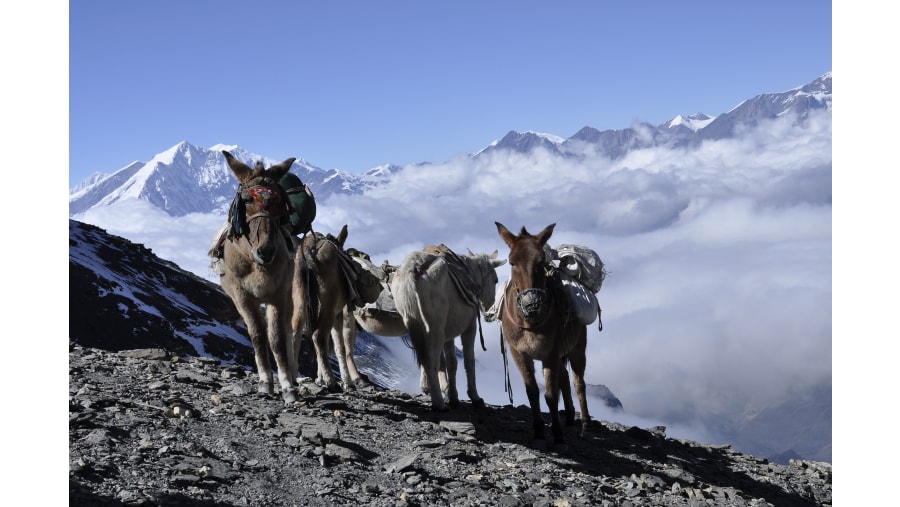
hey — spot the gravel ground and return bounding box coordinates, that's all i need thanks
[69,343,831,506]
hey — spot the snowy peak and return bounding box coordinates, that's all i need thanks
[471,72,831,160]
[475,130,565,157]
[697,72,831,141]
[69,142,369,218]
[662,113,716,132]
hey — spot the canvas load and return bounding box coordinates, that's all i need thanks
[559,272,599,325]
[555,244,606,293]
[279,172,316,236]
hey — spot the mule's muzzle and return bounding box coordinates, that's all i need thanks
[515,288,548,323]
[251,235,278,266]
[252,246,276,266]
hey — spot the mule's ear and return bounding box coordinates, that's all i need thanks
[223,151,252,183]
[467,248,475,256]
[268,157,296,180]
[492,258,507,268]
[495,222,516,248]
[336,224,349,247]
[535,223,556,246]
[489,249,498,259]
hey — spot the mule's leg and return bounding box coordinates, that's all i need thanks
[339,306,367,388]
[508,345,544,440]
[311,319,338,390]
[421,352,449,395]
[418,352,448,395]
[542,358,567,445]
[267,302,298,404]
[568,326,590,434]
[438,351,449,395]
[558,365,576,426]
[330,311,351,389]
[423,332,449,411]
[459,323,485,410]
[231,295,274,395]
[313,332,338,389]
[289,259,310,383]
[442,339,460,408]
[419,365,430,395]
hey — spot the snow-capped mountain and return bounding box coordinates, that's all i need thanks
[68,144,377,217]
[697,72,832,141]
[69,72,832,217]
[661,112,717,133]
[477,72,831,159]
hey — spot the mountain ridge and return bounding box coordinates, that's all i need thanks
[69,72,831,219]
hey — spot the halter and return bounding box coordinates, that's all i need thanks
[503,262,556,330]
[229,175,289,245]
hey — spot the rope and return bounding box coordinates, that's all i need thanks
[499,327,514,405]
[440,248,489,351]
[596,303,603,332]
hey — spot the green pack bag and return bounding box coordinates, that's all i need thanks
[279,172,316,235]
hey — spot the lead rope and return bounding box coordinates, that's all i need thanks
[597,303,603,332]
[499,327,514,405]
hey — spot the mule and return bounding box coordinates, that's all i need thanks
[495,222,590,445]
[391,246,506,411]
[218,151,298,404]
[292,225,369,391]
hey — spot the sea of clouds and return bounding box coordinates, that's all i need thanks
[75,110,832,448]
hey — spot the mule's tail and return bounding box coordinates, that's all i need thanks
[392,256,432,369]
[293,248,321,337]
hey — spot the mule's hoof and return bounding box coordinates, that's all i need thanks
[448,399,461,409]
[551,440,569,453]
[550,429,568,449]
[281,389,298,404]
[472,398,486,411]
[258,383,274,395]
[431,404,450,413]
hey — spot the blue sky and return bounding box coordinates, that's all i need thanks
[68,1,832,188]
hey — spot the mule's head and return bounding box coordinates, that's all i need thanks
[496,222,556,324]
[224,150,296,266]
[466,249,507,311]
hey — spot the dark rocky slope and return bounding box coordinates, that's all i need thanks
[69,344,831,506]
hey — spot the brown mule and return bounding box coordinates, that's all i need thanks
[495,222,590,445]
[219,151,298,404]
[292,225,369,390]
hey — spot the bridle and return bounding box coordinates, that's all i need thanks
[503,261,556,330]
[230,175,290,246]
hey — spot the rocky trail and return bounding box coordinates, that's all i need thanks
[69,344,831,506]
